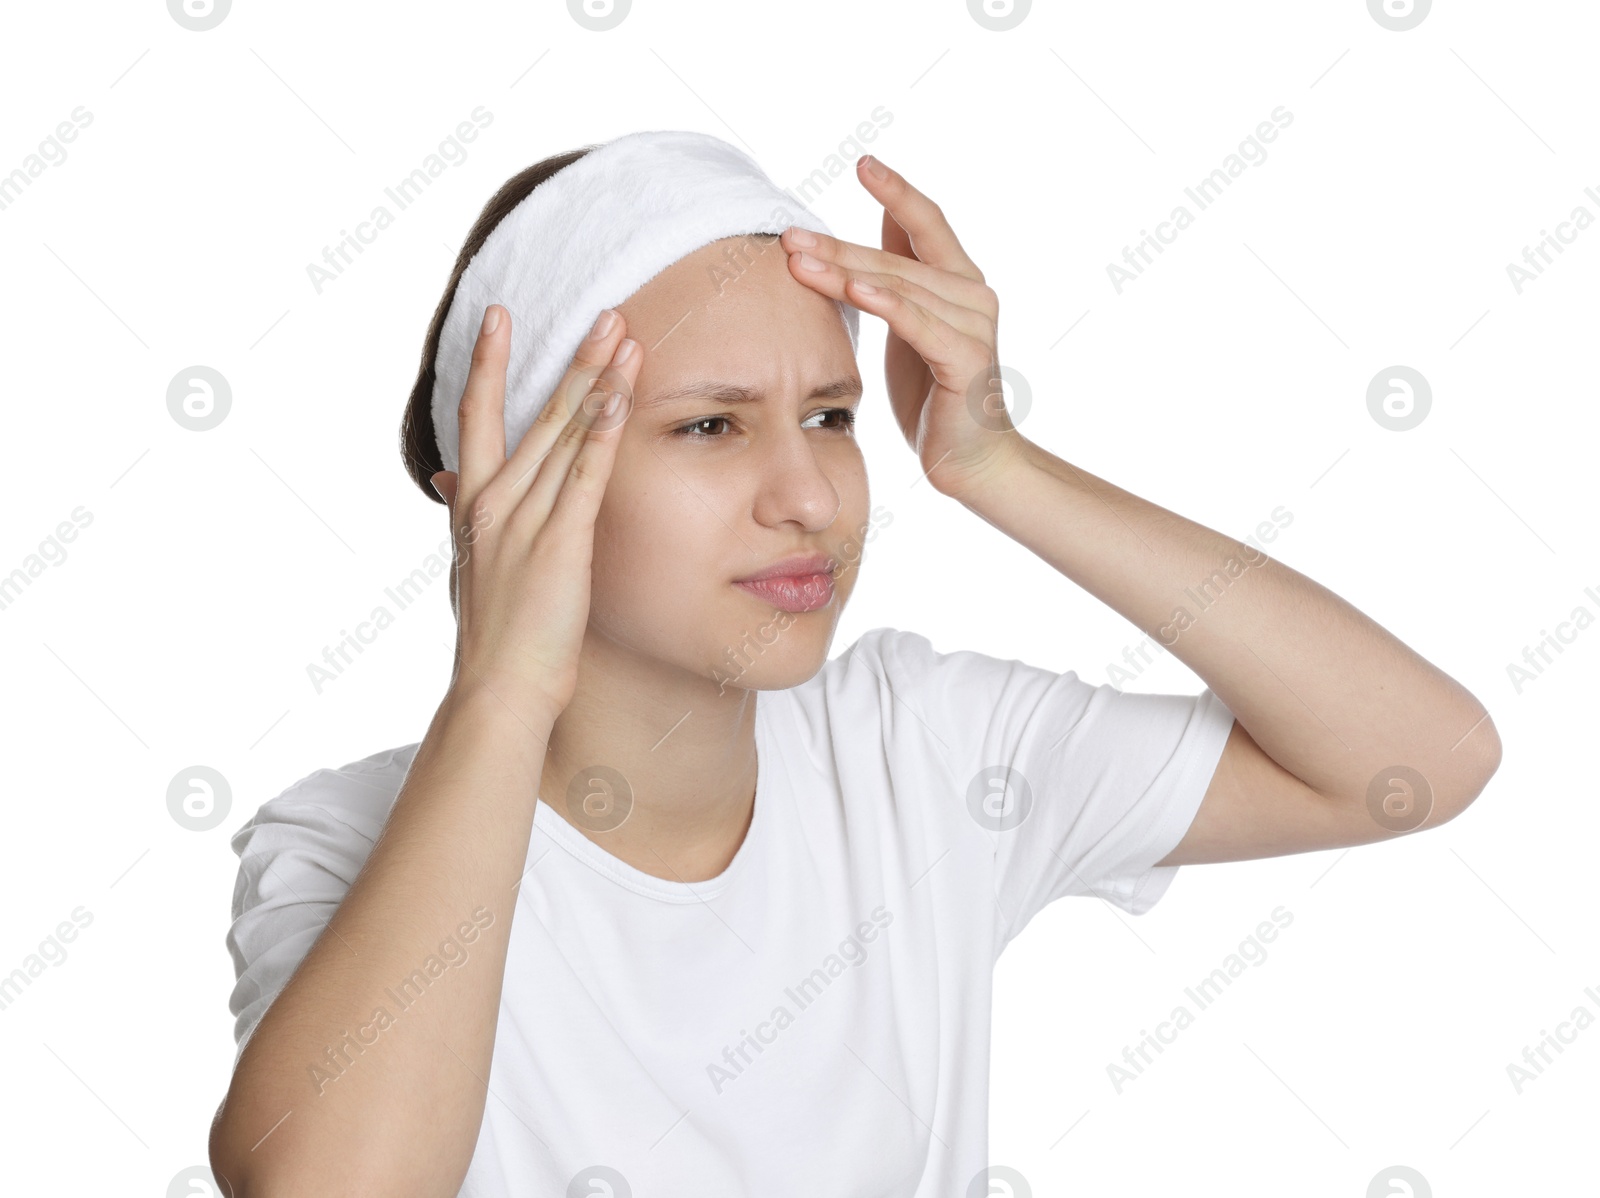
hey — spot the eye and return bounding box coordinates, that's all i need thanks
[672,416,734,439]
[806,406,858,432]
[670,407,858,439]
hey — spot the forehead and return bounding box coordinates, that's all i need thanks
[617,235,854,377]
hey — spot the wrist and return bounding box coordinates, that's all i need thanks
[940,433,1035,510]
[438,679,560,760]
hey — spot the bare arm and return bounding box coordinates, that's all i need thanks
[210,299,643,1197]
[953,444,1501,858]
[771,157,1501,862]
[209,688,552,1197]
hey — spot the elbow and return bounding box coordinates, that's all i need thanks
[1464,709,1503,800]
[1478,714,1504,782]
[1432,710,1503,826]
[208,1109,254,1198]
[208,1086,423,1198]
[207,1089,279,1198]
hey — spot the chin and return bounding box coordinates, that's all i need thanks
[706,599,840,693]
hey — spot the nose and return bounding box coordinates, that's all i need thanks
[749,429,845,531]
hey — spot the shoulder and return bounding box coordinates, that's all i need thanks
[804,624,1086,728]
[229,742,420,862]
[808,624,1032,691]
[778,626,949,731]
[778,625,1083,772]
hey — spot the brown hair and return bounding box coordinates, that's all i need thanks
[398,144,599,505]
[400,144,785,506]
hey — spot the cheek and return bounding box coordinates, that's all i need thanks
[586,467,715,624]
[589,492,660,600]
[834,456,871,528]
[833,468,875,593]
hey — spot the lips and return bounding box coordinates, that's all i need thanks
[734,573,835,613]
[733,552,836,584]
[732,552,837,613]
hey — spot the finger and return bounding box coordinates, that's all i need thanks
[842,276,991,390]
[780,225,993,315]
[786,248,996,343]
[855,155,985,283]
[528,376,633,540]
[500,308,629,496]
[788,247,968,368]
[457,304,510,505]
[510,332,640,526]
[879,201,915,270]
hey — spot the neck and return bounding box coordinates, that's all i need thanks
[538,634,760,884]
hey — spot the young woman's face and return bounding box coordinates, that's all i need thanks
[586,234,869,691]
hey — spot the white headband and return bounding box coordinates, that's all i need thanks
[429,129,861,474]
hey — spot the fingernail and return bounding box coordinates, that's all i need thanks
[797,252,826,273]
[587,309,618,340]
[786,225,817,248]
[480,306,500,336]
[614,338,637,364]
[860,155,888,180]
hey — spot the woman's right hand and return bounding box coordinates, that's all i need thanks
[431,303,641,725]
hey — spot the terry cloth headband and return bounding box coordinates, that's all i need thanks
[429,128,861,475]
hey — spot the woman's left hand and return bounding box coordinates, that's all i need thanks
[780,154,1024,501]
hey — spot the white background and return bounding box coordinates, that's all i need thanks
[1,0,1593,1194]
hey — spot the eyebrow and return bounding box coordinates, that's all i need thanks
[636,375,863,411]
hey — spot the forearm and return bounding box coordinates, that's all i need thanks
[953,437,1501,806]
[210,685,552,1198]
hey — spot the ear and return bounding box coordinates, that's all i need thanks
[431,470,459,505]
[432,470,462,619]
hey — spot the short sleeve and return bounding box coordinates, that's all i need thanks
[872,629,1235,943]
[224,761,399,1065]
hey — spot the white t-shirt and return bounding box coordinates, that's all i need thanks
[226,625,1234,1197]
